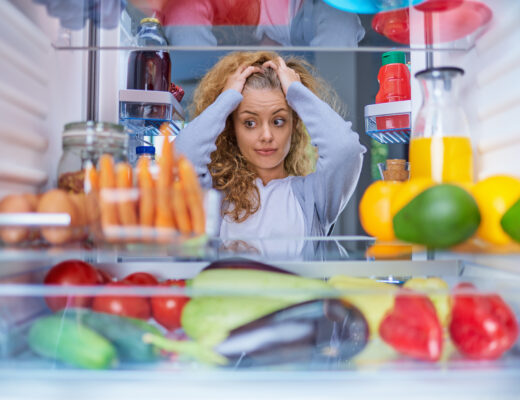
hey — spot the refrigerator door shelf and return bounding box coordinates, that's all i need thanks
[364,100,411,144]
[119,89,185,137]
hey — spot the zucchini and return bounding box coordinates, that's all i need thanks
[28,315,117,369]
[61,308,163,362]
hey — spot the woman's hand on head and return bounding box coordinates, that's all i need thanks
[223,64,262,94]
[263,57,301,95]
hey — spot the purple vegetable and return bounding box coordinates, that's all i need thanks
[214,299,369,367]
[203,258,295,275]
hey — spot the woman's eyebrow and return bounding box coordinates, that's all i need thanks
[272,108,288,115]
[239,108,288,116]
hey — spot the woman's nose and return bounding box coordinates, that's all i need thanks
[259,124,274,142]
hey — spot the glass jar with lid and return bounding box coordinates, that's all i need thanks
[58,121,128,193]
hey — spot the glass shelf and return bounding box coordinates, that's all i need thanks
[47,0,493,53]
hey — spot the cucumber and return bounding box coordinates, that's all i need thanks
[61,308,163,363]
[28,315,117,369]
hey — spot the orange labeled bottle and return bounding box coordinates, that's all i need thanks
[375,51,411,130]
[409,67,473,184]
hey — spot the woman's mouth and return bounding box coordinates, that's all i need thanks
[255,149,276,156]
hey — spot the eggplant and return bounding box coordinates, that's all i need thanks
[203,258,294,275]
[214,299,369,367]
[145,299,369,368]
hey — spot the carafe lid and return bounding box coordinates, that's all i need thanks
[415,66,465,79]
[382,51,406,66]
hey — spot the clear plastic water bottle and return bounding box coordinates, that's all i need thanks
[136,145,156,162]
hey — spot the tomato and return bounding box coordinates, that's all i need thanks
[92,281,151,320]
[122,272,159,285]
[97,268,114,284]
[449,283,519,359]
[151,280,189,331]
[379,290,443,361]
[44,259,101,311]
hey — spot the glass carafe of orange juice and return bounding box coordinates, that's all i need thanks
[410,67,473,184]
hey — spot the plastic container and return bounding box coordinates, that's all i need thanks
[0,190,89,246]
[87,148,220,244]
[410,67,474,184]
[127,18,171,92]
[1,248,520,383]
[375,51,411,130]
[57,121,128,194]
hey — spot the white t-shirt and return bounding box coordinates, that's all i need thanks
[220,176,305,259]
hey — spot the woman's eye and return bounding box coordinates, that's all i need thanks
[273,118,285,127]
[244,120,256,128]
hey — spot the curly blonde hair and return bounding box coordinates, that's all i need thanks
[190,51,343,223]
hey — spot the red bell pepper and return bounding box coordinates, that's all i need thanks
[379,290,443,361]
[449,283,519,360]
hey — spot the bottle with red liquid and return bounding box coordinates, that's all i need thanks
[127,18,171,92]
[375,51,411,130]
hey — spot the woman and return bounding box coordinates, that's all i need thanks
[175,51,365,244]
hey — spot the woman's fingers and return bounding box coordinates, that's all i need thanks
[223,65,262,93]
[241,65,262,79]
[263,57,300,95]
[262,60,278,70]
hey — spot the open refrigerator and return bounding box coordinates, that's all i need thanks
[1,0,520,399]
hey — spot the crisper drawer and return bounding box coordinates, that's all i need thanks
[0,255,519,399]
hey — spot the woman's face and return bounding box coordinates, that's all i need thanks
[232,87,293,184]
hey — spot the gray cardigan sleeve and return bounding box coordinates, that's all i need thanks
[286,82,366,233]
[174,89,243,189]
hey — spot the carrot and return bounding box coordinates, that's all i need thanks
[84,161,100,226]
[137,156,155,227]
[171,179,192,235]
[85,161,99,192]
[99,154,119,229]
[155,129,175,229]
[116,162,138,226]
[178,155,205,235]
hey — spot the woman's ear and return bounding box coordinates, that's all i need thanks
[292,111,299,130]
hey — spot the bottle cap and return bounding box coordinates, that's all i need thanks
[136,146,156,155]
[140,17,160,25]
[382,51,406,66]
